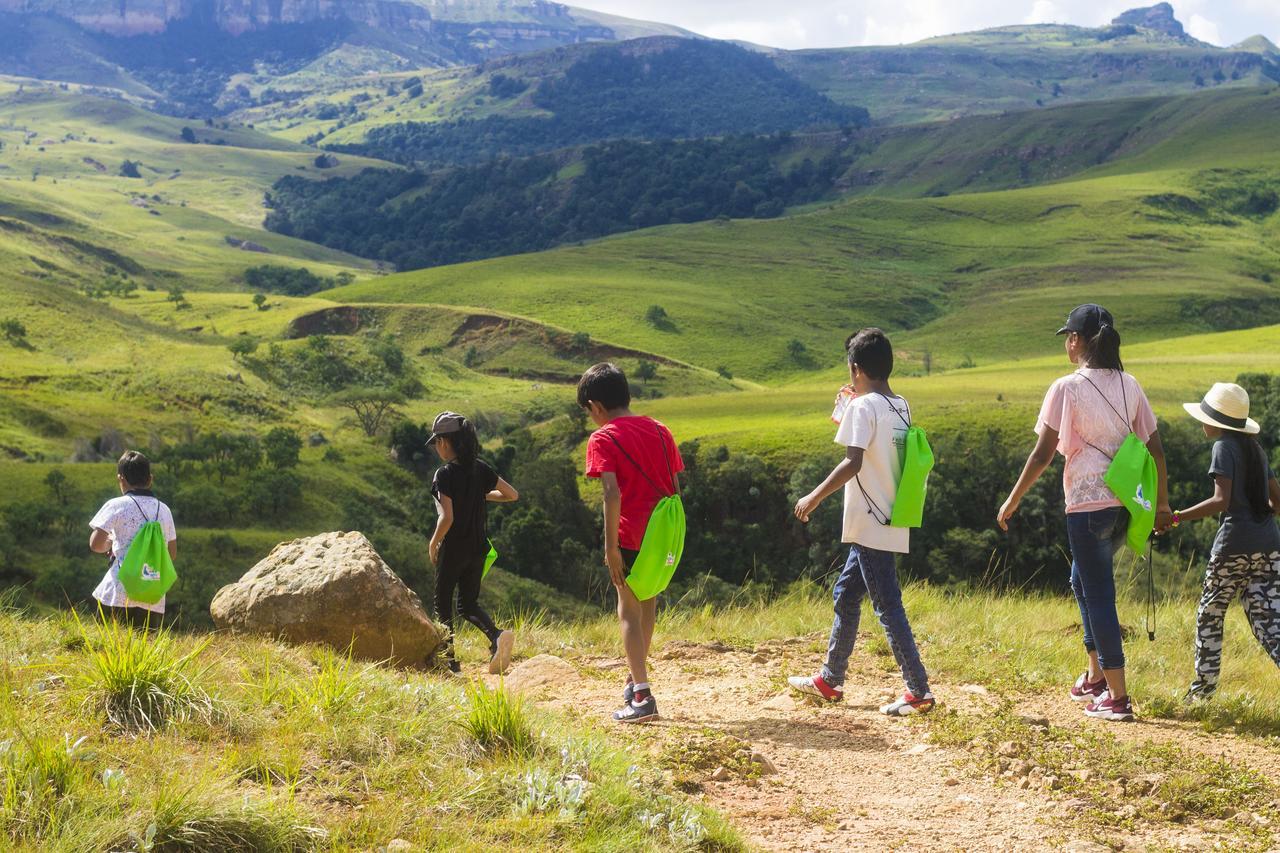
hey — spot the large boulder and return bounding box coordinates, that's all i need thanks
[210,531,446,667]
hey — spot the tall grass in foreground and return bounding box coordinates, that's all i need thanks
[462,682,537,758]
[74,613,217,733]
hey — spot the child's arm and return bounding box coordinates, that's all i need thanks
[1174,475,1231,524]
[1146,431,1173,532]
[428,495,453,566]
[601,472,626,587]
[487,478,519,503]
[1270,476,1280,513]
[89,528,112,554]
[795,447,864,523]
[998,426,1058,531]
[168,540,177,562]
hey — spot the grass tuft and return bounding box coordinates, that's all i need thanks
[0,727,94,842]
[461,682,536,758]
[136,784,325,852]
[75,614,216,733]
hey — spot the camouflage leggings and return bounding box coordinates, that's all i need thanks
[1191,551,1280,693]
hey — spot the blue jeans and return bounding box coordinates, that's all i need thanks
[1067,507,1127,671]
[821,544,930,697]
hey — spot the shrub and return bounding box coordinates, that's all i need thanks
[461,683,535,758]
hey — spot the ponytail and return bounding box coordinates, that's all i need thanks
[1228,431,1273,521]
[1084,323,1124,372]
[450,418,480,468]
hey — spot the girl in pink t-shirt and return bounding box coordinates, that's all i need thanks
[997,304,1171,723]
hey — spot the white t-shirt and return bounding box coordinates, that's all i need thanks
[89,494,177,614]
[835,393,910,554]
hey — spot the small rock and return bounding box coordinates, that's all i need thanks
[1072,768,1094,782]
[594,659,625,670]
[762,694,797,712]
[944,777,960,786]
[960,684,990,696]
[1009,759,1032,778]
[1117,804,1139,820]
[386,841,414,853]
[750,753,778,775]
[1060,798,1090,812]
[1018,713,1050,729]
[751,653,768,664]
[1015,777,1031,789]
[906,744,932,755]
[710,766,731,782]
[505,654,579,692]
[997,741,1020,757]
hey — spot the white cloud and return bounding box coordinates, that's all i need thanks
[1025,1,1065,25]
[1186,13,1223,44]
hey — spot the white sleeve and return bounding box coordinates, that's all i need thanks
[834,398,876,450]
[159,504,177,542]
[89,500,117,533]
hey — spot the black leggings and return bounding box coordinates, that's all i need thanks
[435,548,502,658]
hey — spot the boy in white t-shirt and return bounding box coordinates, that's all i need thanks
[88,451,177,629]
[787,328,935,716]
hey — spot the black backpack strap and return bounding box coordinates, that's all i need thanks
[604,423,677,499]
[1077,371,1132,433]
[875,392,912,430]
[128,495,158,523]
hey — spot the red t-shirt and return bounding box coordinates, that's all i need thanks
[585,416,684,551]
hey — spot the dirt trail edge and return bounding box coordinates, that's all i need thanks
[486,633,1280,852]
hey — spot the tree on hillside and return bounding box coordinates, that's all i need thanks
[1,318,29,348]
[252,293,267,311]
[262,427,302,469]
[570,331,591,353]
[180,127,197,143]
[787,339,809,363]
[645,305,674,331]
[331,388,406,437]
[166,286,189,310]
[634,361,658,384]
[228,335,259,363]
[119,160,142,178]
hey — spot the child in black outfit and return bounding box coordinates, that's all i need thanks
[427,412,519,674]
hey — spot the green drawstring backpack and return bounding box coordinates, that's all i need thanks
[116,496,176,605]
[855,395,934,528]
[483,540,499,580]
[1078,373,1159,552]
[606,425,685,602]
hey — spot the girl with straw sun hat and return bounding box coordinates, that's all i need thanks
[1165,382,1280,702]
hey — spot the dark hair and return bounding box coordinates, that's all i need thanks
[1228,431,1274,521]
[577,362,631,410]
[845,328,893,380]
[440,418,480,468]
[1082,323,1124,372]
[117,450,151,487]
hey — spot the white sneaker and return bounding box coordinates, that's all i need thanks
[489,630,514,675]
[880,691,936,716]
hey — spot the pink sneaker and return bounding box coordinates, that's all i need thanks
[1069,671,1107,704]
[1084,691,1135,722]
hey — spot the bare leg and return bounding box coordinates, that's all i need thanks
[1103,667,1127,701]
[641,597,657,661]
[1086,650,1103,683]
[617,583,649,686]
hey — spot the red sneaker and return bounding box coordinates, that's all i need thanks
[787,674,843,702]
[1069,671,1107,704]
[1084,692,1135,722]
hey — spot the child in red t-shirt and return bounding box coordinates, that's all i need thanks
[579,363,683,723]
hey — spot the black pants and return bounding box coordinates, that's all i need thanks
[435,548,502,659]
[99,605,163,632]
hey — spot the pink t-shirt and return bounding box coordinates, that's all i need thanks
[1036,369,1158,513]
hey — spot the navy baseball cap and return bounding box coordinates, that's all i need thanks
[1056,304,1114,337]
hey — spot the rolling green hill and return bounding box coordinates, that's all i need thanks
[776,9,1280,125]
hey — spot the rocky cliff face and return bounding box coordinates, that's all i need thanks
[1111,3,1186,40]
[0,0,593,37]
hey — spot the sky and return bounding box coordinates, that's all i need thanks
[579,1,1280,50]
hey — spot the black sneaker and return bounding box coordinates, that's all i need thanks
[613,694,658,724]
[447,659,462,675]
[1184,682,1216,704]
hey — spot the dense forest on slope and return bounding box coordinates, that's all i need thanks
[330,40,867,166]
[267,135,851,269]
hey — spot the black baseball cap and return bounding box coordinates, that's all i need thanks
[1056,303,1114,337]
[428,411,465,443]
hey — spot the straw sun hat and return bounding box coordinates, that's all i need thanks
[1182,382,1260,435]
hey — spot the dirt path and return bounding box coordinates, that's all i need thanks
[486,633,1280,852]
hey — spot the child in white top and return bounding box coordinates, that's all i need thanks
[89,451,177,627]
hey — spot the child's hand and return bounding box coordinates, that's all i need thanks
[429,541,440,566]
[794,493,820,524]
[996,496,1019,531]
[604,547,626,588]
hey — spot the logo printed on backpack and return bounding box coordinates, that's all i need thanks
[1134,483,1152,513]
[141,562,160,581]
[665,552,676,567]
